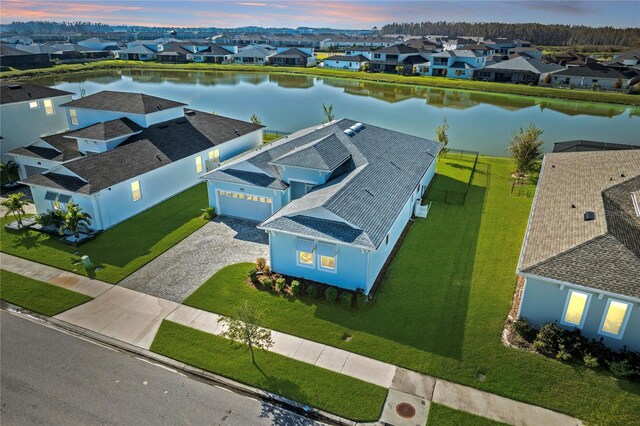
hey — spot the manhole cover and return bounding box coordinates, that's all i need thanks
[395,402,416,419]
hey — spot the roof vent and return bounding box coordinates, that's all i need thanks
[621,173,626,178]
[348,124,361,133]
[364,189,374,197]
[156,104,163,111]
[27,91,32,98]
[584,211,596,221]
[156,154,163,161]
[234,130,241,136]
[343,129,355,137]
[571,204,576,208]
[185,110,196,116]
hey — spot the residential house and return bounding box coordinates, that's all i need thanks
[321,36,396,49]
[442,37,481,51]
[192,44,236,64]
[0,44,50,68]
[477,56,565,84]
[47,43,112,62]
[78,37,118,51]
[269,48,316,67]
[0,83,73,162]
[322,54,369,71]
[507,46,543,59]
[551,62,640,90]
[202,119,442,294]
[516,150,640,352]
[482,38,518,54]
[368,44,427,73]
[232,45,276,65]
[18,90,264,231]
[115,44,157,61]
[428,50,487,79]
[157,44,192,63]
[343,46,375,60]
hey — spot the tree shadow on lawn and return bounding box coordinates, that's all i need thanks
[310,175,488,361]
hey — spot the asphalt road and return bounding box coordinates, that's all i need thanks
[0,311,321,426]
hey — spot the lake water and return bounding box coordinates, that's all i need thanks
[30,69,640,157]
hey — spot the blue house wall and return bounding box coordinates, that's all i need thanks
[206,180,287,218]
[519,275,640,352]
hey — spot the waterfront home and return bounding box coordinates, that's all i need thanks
[192,44,236,64]
[477,56,565,84]
[0,83,73,162]
[269,47,316,67]
[344,46,375,60]
[0,44,50,68]
[507,46,543,59]
[114,44,157,61]
[368,44,428,73]
[517,150,640,352]
[550,62,640,90]
[428,49,487,79]
[78,37,118,51]
[232,45,276,65]
[202,119,442,294]
[16,90,263,230]
[157,44,192,63]
[322,54,369,71]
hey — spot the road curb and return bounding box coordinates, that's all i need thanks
[1,304,369,426]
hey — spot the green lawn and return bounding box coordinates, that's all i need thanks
[0,269,92,316]
[426,403,507,426]
[151,320,387,422]
[183,157,640,425]
[0,184,208,283]
[2,60,639,106]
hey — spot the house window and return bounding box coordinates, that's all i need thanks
[69,109,78,125]
[599,300,632,338]
[43,99,55,115]
[318,242,337,272]
[455,69,465,76]
[29,101,39,109]
[561,290,590,328]
[208,149,220,162]
[131,180,141,201]
[195,156,203,173]
[296,238,314,267]
[374,53,381,59]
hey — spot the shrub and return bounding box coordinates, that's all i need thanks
[275,278,286,292]
[262,277,273,290]
[202,207,216,220]
[583,353,599,369]
[325,287,338,303]
[533,322,563,357]
[306,285,317,298]
[355,292,368,307]
[248,268,258,284]
[291,280,300,296]
[263,266,271,276]
[512,317,537,342]
[607,359,635,378]
[36,209,66,230]
[556,345,572,362]
[339,292,353,307]
[256,257,267,271]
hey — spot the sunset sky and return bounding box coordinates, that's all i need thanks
[1,0,638,29]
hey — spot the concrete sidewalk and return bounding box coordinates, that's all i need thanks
[0,253,583,426]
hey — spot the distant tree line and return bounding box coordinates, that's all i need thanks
[380,21,640,47]
[6,21,112,35]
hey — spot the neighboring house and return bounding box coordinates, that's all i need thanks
[47,43,112,62]
[428,49,487,79]
[368,44,427,73]
[0,44,50,67]
[507,46,543,59]
[0,83,73,162]
[517,150,640,352]
[157,44,192,63]
[607,50,640,68]
[193,44,236,63]
[553,140,640,153]
[269,47,316,67]
[202,119,442,294]
[78,37,118,51]
[482,38,518,54]
[551,62,640,90]
[18,90,264,231]
[322,54,369,71]
[476,56,565,84]
[232,45,276,65]
[115,44,157,61]
[344,46,375,60]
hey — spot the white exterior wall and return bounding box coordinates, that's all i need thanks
[65,106,184,130]
[323,59,364,71]
[551,75,628,90]
[0,94,73,162]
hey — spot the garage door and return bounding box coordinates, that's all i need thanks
[217,190,272,221]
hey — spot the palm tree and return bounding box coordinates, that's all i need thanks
[322,103,334,123]
[60,202,92,239]
[1,161,19,184]
[1,192,28,227]
[250,113,262,125]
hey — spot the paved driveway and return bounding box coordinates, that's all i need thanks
[119,217,269,302]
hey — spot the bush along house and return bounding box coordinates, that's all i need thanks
[202,119,442,294]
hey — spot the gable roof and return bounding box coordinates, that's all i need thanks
[518,150,640,299]
[118,45,155,55]
[554,62,632,79]
[23,109,260,194]
[65,117,143,141]
[0,82,72,105]
[325,55,369,62]
[61,91,186,114]
[270,133,352,171]
[9,131,82,162]
[377,44,419,54]
[271,48,311,58]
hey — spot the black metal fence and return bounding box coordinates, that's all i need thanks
[424,149,480,205]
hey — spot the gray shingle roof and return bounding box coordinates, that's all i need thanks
[554,62,631,79]
[325,55,369,62]
[484,57,565,74]
[377,44,419,54]
[271,48,311,58]
[61,91,186,114]
[270,133,352,171]
[0,82,72,105]
[9,130,82,162]
[208,119,441,249]
[65,117,143,141]
[204,168,288,190]
[519,150,640,299]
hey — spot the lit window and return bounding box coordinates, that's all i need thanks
[600,300,631,338]
[266,198,272,204]
[131,180,141,201]
[43,99,54,115]
[219,190,224,195]
[299,251,314,265]
[29,101,38,109]
[208,149,220,162]
[232,193,238,198]
[69,109,78,125]
[260,197,266,203]
[239,193,245,199]
[320,256,335,270]
[562,290,590,328]
[195,156,203,173]
[296,238,314,267]
[226,192,231,197]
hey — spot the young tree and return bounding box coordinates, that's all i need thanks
[1,192,28,227]
[60,202,92,239]
[507,123,545,180]
[435,116,450,155]
[218,302,273,364]
[1,160,19,184]
[614,78,623,89]
[322,103,334,123]
[250,113,262,125]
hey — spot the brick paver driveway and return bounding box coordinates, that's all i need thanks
[119,217,269,302]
